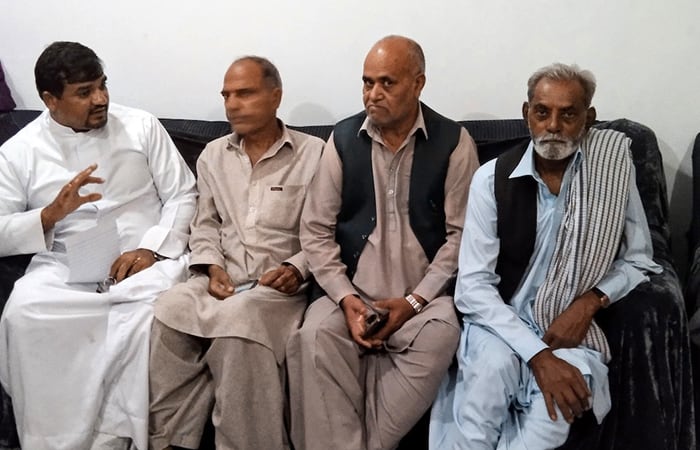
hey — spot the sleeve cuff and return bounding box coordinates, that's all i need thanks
[188,253,225,272]
[2,209,51,255]
[596,270,649,304]
[413,272,455,303]
[284,252,309,280]
[138,226,188,258]
[515,335,549,363]
[322,278,359,305]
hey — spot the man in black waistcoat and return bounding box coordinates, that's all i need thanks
[429,63,660,449]
[285,35,479,450]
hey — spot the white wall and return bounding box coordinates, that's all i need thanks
[2,0,700,270]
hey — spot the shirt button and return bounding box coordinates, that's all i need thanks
[387,189,394,196]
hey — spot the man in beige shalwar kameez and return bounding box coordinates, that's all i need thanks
[286,35,480,450]
[148,56,324,450]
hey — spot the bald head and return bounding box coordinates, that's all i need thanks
[362,35,426,133]
[367,35,425,76]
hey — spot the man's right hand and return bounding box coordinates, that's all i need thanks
[529,349,591,424]
[207,264,235,300]
[340,294,379,349]
[41,164,104,232]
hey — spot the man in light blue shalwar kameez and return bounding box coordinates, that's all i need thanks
[429,63,661,450]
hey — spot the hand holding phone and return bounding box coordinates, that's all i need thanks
[234,279,258,294]
[362,302,389,338]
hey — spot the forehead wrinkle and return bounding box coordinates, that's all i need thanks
[364,55,412,81]
[532,79,586,107]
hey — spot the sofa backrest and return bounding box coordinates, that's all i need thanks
[0,110,672,265]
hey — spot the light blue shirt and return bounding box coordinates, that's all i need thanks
[454,142,661,363]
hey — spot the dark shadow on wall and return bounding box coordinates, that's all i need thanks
[669,136,695,281]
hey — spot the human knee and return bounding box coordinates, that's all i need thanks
[1,281,33,326]
[298,306,348,347]
[151,319,205,362]
[421,318,460,356]
[465,334,520,386]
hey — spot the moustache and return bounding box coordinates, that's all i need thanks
[535,133,569,143]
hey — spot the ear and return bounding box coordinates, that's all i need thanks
[585,107,597,129]
[41,91,61,113]
[272,87,282,109]
[521,101,529,121]
[414,73,426,96]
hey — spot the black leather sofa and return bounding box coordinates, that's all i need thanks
[0,110,695,450]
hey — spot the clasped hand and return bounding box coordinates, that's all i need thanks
[340,295,415,349]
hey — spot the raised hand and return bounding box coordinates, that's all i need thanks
[40,164,104,232]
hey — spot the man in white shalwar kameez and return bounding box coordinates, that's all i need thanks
[0,41,196,450]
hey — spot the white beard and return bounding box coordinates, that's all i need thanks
[532,129,585,160]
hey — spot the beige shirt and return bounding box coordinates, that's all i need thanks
[301,107,480,304]
[189,123,324,283]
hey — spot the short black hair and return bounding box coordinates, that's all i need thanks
[34,41,104,99]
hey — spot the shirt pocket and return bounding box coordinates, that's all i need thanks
[257,184,305,231]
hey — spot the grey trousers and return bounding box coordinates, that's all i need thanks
[286,295,460,450]
[149,320,290,450]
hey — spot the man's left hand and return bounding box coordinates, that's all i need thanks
[110,248,157,282]
[259,264,302,294]
[543,291,601,349]
[365,296,418,341]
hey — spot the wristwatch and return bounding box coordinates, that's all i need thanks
[404,294,424,313]
[591,287,610,308]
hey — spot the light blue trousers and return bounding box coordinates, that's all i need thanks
[429,324,574,450]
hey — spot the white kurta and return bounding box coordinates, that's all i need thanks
[0,104,196,450]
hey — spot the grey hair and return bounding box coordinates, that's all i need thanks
[233,55,282,90]
[377,35,426,75]
[527,63,596,107]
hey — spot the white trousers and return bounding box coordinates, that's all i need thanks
[0,254,188,450]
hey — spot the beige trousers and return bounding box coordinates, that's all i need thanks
[148,320,290,450]
[286,295,460,450]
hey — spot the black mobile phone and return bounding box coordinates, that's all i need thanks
[362,304,389,338]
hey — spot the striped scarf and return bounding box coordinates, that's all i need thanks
[533,128,632,363]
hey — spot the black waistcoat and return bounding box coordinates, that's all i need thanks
[333,103,461,279]
[493,140,538,303]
